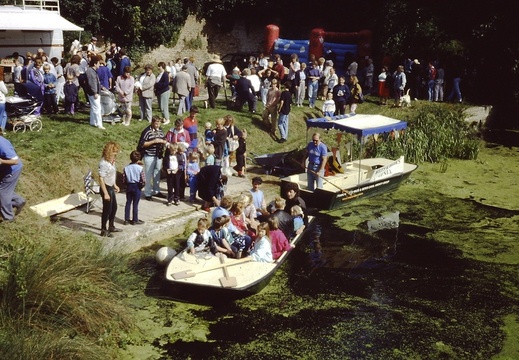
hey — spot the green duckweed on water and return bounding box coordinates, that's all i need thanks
[119,141,519,360]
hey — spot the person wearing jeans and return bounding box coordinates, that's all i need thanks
[277,81,292,143]
[304,133,328,191]
[155,62,171,124]
[85,56,104,129]
[138,116,167,200]
[447,65,462,103]
[0,130,26,222]
[98,141,121,237]
[123,150,145,225]
[307,62,321,108]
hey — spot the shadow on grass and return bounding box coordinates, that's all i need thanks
[482,129,519,149]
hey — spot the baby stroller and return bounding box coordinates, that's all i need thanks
[249,149,300,176]
[6,83,43,133]
[100,89,122,124]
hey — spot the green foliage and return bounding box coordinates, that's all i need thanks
[60,0,184,55]
[351,103,480,164]
[186,0,258,21]
[0,223,134,359]
[0,322,109,360]
[404,104,480,163]
[139,0,185,49]
[371,1,447,61]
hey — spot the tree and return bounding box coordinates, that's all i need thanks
[60,0,185,55]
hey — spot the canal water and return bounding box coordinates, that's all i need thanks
[132,140,519,360]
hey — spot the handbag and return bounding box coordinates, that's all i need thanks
[228,138,239,152]
[231,232,246,251]
[193,85,200,97]
[357,84,364,103]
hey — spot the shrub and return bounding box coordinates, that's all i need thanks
[0,227,134,359]
[362,104,480,164]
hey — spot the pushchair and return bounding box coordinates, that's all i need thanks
[249,149,300,176]
[6,83,43,133]
[100,89,122,124]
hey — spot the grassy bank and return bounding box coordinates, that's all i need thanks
[0,94,478,358]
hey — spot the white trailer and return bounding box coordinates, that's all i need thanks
[0,0,83,65]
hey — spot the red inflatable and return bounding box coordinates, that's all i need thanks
[310,29,372,60]
[264,24,280,56]
[309,28,326,59]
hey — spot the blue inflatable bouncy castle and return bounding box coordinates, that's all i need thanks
[264,25,372,74]
[273,38,311,65]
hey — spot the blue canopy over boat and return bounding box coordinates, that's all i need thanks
[306,114,408,137]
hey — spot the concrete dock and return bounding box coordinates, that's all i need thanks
[51,170,279,253]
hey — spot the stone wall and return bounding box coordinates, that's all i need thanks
[141,15,265,69]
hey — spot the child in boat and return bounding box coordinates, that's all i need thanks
[290,205,306,238]
[268,216,294,260]
[186,217,211,254]
[229,200,251,237]
[208,215,236,258]
[240,193,259,235]
[250,176,270,222]
[249,222,273,263]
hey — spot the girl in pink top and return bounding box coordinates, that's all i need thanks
[268,216,294,260]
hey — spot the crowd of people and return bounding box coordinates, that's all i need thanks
[1,37,465,133]
[1,41,131,130]
[93,101,319,260]
[201,51,464,124]
[88,106,250,237]
[1,41,464,249]
[0,43,332,235]
[97,120,309,266]
[0,39,202,131]
[1,41,463,138]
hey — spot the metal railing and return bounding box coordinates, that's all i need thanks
[16,0,60,13]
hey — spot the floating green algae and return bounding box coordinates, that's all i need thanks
[120,143,519,359]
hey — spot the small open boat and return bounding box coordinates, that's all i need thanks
[280,114,418,211]
[164,216,315,300]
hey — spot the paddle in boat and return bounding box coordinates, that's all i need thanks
[165,216,315,299]
[280,114,418,211]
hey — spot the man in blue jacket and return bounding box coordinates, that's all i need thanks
[0,129,26,222]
